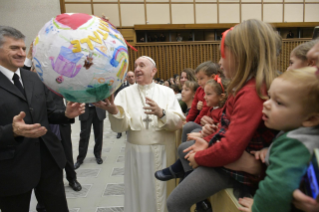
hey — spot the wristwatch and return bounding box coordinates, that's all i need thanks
[161,109,166,118]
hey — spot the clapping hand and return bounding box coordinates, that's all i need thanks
[200,115,214,126]
[183,137,209,159]
[201,124,218,137]
[65,102,85,118]
[12,112,47,138]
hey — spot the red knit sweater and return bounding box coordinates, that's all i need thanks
[202,108,222,142]
[195,78,272,167]
[186,87,210,124]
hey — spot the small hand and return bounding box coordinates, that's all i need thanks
[293,189,319,212]
[65,102,85,118]
[93,94,118,115]
[187,152,198,169]
[143,97,163,118]
[238,197,253,212]
[183,137,209,158]
[251,148,268,163]
[187,132,202,141]
[201,124,217,137]
[200,115,214,126]
[12,112,47,138]
[197,101,203,110]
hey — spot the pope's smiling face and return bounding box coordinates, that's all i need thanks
[134,57,157,85]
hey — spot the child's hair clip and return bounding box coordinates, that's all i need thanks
[214,75,225,93]
[221,27,234,59]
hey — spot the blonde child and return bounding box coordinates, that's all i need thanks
[166,19,278,212]
[238,68,319,212]
[287,40,318,71]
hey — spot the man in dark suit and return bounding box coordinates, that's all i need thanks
[74,104,106,169]
[0,26,85,212]
[114,71,135,139]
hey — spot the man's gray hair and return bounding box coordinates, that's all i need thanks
[0,26,25,47]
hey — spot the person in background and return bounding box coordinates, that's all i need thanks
[171,84,182,101]
[176,33,183,42]
[181,81,199,116]
[287,31,294,39]
[287,40,318,71]
[180,68,196,88]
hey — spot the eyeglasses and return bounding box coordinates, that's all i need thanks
[214,75,225,93]
[221,27,234,59]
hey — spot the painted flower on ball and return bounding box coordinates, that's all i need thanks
[33,13,128,103]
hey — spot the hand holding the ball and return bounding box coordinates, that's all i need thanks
[65,102,85,118]
[94,94,118,115]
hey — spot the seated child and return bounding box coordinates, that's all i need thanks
[287,40,318,71]
[155,76,228,181]
[238,67,319,212]
[181,81,199,116]
[183,61,221,143]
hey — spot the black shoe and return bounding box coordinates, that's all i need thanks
[195,200,212,212]
[116,133,122,139]
[74,161,82,170]
[69,179,82,191]
[154,166,184,181]
[96,157,103,164]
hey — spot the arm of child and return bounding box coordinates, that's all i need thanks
[293,189,319,212]
[238,197,254,212]
[200,115,214,126]
[252,137,310,212]
[251,148,269,163]
[224,151,263,176]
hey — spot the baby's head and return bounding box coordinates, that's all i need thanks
[262,67,319,132]
[287,40,318,71]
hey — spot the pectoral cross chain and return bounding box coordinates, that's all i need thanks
[143,115,152,130]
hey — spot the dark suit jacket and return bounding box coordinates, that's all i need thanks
[0,68,73,196]
[114,81,130,97]
[79,104,106,121]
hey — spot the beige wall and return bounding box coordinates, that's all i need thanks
[0,0,61,50]
[63,0,319,27]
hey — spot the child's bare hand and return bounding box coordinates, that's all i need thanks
[238,197,253,212]
[186,152,198,169]
[187,132,202,141]
[251,148,268,163]
[201,124,217,137]
[183,137,208,158]
[197,101,203,110]
[293,189,319,212]
[200,115,214,126]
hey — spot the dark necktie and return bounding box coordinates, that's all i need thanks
[12,73,25,96]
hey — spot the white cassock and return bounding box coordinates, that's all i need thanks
[109,82,185,212]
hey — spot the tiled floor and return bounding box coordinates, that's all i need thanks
[29,116,126,212]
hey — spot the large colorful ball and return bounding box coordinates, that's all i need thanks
[33,13,128,103]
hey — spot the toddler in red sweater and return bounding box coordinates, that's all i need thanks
[166,19,279,212]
